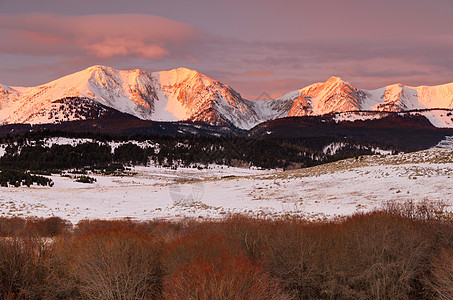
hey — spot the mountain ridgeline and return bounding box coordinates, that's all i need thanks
[1,65,453,130]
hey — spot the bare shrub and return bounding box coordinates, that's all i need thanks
[329,212,431,299]
[140,220,184,242]
[257,212,434,299]
[0,217,71,238]
[0,213,451,299]
[164,251,292,299]
[25,217,71,237]
[429,249,453,299]
[163,231,238,275]
[74,219,139,236]
[0,237,50,299]
[382,199,449,222]
[220,215,275,262]
[162,224,292,299]
[49,226,163,300]
[75,219,184,241]
[259,220,330,298]
[0,217,26,237]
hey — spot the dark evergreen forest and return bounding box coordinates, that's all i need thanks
[0,130,398,187]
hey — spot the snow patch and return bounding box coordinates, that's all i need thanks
[1,149,452,222]
[434,136,453,149]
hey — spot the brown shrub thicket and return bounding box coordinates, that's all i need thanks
[382,199,449,221]
[1,200,453,299]
[0,237,50,299]
[429,249,453,300]
[73,219,140,236]
[48,226,163,299]
[164,252,292,300]
[0,216,70,237]
[0,217,26,237]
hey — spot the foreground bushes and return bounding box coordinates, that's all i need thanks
[49,227,163,299]
[1,203,453,299]
[0,216,70,237]
[164,252,291,300]
[0,237,50,299]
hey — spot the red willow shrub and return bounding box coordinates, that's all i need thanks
[164,252,292,300]
[73,219,139,236]
[162,229,291,300]
[162,231,242,277]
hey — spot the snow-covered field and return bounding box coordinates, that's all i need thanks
[1,145,452,223]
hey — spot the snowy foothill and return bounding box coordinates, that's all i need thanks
[0,142,452,223]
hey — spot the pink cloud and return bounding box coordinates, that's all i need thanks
[0,13,200,59]
[186,55,198,62]
[82,38,168,59]
[242,70,273,77]
[0,10,452,98]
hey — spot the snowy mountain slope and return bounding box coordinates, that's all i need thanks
[0,66,263,129]
[155,68,263,128]
[360,83,453,112]
[276,77,453,127]
[281,77,366,116]
[1,66,453,129]
[251,97,294,122]
[0,66,159,124]
[279,78,453,117]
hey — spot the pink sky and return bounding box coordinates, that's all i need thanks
[0,0,452,99]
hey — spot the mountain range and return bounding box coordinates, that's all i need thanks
[1,65,453,129]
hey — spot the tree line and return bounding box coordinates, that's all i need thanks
[0,131,398,173]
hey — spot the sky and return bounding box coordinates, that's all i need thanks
[0,0,452,99]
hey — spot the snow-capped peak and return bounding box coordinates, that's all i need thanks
[325,76,345,84]
[1,66,453,129]
[0,65,262,129]
[281,76,364,116]
[157,67,216,89]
